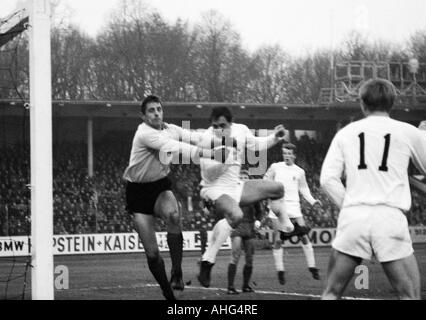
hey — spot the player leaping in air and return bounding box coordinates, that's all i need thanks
[196,106,294,288]
[264,143,322,285]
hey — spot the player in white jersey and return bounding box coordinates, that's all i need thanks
[264,143,322,284]
[320,79,426,300]
[123,95,234,300]
[197,106,294,287]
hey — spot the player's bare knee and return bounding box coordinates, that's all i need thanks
[272,183,284,199]
[231,250,241,264]
[227,211,243,228]
[233,212,243,225]
[166,209,180,226]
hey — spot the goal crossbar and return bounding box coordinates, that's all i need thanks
[0,8,29,48]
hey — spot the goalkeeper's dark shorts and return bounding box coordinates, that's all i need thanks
[125,177,172,215]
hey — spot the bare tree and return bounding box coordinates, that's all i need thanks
[247,45,291,103]
[51,26,96,100]
[192,10,249,102]
[408,30,426,62]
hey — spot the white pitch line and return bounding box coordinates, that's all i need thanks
[69,283,380,300]
[145,284,378,300]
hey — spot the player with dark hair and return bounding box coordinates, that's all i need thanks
[209,106,233,123]
[197,106,294,288]
[320,79,426,299]
[264,143,322,285]
[123,95,235,300]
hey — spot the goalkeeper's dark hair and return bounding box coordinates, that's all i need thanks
[210,106,233,123]
[141,95,162,114]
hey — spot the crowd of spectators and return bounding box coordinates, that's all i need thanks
[1,133,426,236]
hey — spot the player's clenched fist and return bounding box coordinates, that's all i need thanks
[274,124,286,140]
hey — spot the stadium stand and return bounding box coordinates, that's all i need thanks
[1,134,425,237]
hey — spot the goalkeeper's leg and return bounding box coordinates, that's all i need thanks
[157,191,185,291]
[134,213,175,300]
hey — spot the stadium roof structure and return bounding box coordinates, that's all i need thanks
[319,60,426,105]
[1,99,425,125]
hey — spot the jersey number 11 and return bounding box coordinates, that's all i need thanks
[358,132,391,172]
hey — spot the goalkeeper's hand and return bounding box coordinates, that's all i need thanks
[274,124,286,141]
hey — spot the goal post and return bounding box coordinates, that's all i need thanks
[28,0,54,300]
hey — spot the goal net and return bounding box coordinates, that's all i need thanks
[1,0,54,300]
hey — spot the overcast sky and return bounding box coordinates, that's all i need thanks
[2,0,426,54]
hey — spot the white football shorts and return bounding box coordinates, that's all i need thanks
[267,200,302,219]
[332,205,413,262]
[284,201,303,218]
[200,181,245,204]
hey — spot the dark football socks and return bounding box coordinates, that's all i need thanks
[147,255,175,300]
[243,265,253,288]
[167,232,183,277]
[227,263,237,288]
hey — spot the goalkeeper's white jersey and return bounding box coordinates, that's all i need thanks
[264,162,316,205]
[320,115,426,211]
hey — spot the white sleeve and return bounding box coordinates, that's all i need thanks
[244,126,277,152]
[320,135,346,209]
[409,128,426,176]
[299,170,317,206]
[263,164,276,181]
